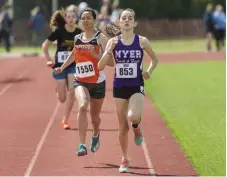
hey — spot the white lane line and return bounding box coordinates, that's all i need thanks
[24,102,61,176]
[142,137,156,176]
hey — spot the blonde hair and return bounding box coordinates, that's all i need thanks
[66,4,78,13]
[49,5,78,30]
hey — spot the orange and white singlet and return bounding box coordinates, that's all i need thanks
[74,31,105,84]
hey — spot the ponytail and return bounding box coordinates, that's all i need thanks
[104,22,121,38]
[49,10,66,30]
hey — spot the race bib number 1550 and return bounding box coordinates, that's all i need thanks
[76,61,95,78]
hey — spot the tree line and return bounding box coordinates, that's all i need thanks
[12,0,226,20]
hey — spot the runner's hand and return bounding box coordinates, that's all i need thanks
[54,67,62,74]
[143,71,151,80]
[107,37,118,54]
[47,61,54,67]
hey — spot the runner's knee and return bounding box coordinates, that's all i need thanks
[127,110,141,122]
[58,94,66,103]
[90,115,101,125]
[78,100,89,113]
[67,89,75,101]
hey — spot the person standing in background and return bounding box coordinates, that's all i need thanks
[77,2,88,19]
[203,3,214,52]
[101,0,112,16]
[28,6,45,47]
[110,0,122,23]
[0,4,13,53]
[77,1,88,30]
[97,5,111,33]
[212,4,226,51]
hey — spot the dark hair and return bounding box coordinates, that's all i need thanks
[80,7,97,19]
[49,10,66,29]
[119,8,136,21]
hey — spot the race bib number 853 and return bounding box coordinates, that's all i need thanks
[116,63,137,78]
[76,61,95,78]
[57,51,70,63]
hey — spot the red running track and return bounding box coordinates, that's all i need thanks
[0,55,203,176]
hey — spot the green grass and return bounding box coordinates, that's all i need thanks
[150,39,207,53]
[145,61,226,176]
[0,39,208,54]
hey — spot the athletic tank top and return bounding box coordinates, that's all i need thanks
[113,34,144,88]
[74,31,105,83]
[47,27,82,68]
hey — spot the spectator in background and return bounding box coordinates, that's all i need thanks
[101,0,112,16]
[97,0,113,33]
[0,4,13,52]
[77,1,88,29]
[110,0,122,22]
[28,6,45,47]
[97,5,111,33]
[203,3,214,52]
[77,2,88,18]
[212,4,226,51]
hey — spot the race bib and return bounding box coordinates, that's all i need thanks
[76,61,95,78]
[57,51,71,63]
[116,63,137,78]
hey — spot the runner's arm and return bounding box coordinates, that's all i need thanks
[60,34,79,71]
[60,48,75,71]
[98,34,115,67]
[42,39,54,62]
[98,38,115,71]
[42,29,59,62]
[140,36,158,75]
